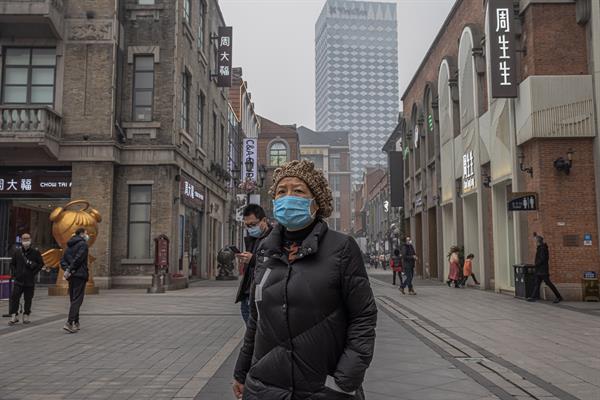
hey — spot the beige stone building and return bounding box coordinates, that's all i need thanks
[0,0,233,287]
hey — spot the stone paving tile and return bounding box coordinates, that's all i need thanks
[369,270,600,400]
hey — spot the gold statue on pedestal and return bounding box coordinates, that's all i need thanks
[42,200,102,296]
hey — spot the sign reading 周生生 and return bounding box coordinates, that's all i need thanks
[489,0,518,98]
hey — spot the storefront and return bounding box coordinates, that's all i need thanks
[0,167,72,283]
[179,173,206,280]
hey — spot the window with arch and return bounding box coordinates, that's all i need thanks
[269,141,288,166]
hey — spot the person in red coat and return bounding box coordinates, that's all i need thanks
[447,246,461,288]
[389,248,403,286]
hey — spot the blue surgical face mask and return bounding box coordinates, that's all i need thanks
[273,196,315,230]
[247,225,264,238]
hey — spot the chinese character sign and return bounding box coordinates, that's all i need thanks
[242,138,258,183]
[0,170,71,197]
[180,174,205,210]
[489,0,517,98]
[217,26,233,87]
[463,151,475,191]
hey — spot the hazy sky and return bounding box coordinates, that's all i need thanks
[219,0,455,129]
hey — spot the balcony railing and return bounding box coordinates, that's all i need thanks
[0,106,62,138]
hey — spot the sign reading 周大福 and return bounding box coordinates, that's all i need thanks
[0,170,71,198]
[216,26,233,88]
[489,0,518,98]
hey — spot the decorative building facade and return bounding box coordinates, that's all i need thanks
[297,126,352,233]
[315,0,399,183]
[395,0,599,300]
[0,0,233,287]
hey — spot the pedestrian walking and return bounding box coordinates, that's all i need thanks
[7,233,43,326]
[390,248,403,286]
[234,204,272,326]
[461,253,479,287]
[400,237,417,295]
[527,234,563,303]
[447,246,461,288]
[60,228,90,333]
[233,160,377,400]
[379,254,387,270]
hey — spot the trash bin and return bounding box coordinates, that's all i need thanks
[0,275,12,301]
[582,272,599,302]
[514,264,536,299]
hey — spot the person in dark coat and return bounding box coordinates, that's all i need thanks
[235,204,272,325]
[60,228,90,333]
[8,233,43,325]
[527,234,563,303]
[232,160,377,400]
[400,236,417,295]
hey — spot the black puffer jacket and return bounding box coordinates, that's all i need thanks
[60,236,89,281]
[234,220,377,400]
[10,246,43,287]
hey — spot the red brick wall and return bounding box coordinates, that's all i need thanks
[523,138,600,283]
[520,4,588,81]
[402,0,485,117]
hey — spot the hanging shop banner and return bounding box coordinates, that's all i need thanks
[217,26,233,87]
[489,0,518,98]
[508,192,538,211]
[462,151,475,192]
[0,169,71,198]
[242,138,258,183]
[389,151,404,208]
[180,173,205,210]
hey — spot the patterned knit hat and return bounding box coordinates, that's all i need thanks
[269,160,333,218]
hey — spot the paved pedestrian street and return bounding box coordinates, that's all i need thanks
[1,273,599,400]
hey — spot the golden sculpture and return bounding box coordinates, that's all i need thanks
[42,200,102,296]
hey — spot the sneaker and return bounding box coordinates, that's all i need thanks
[399,287,405,295]
[63,323,77,333]
[74,322,80,331]
[446,281,451,287]
[553,298,563,304]
[8,314,19,326]
[22,314,30,324]
[409,289,416,295]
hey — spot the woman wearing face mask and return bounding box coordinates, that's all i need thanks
[233,160,377,400]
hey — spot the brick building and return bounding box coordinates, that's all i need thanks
[0,0,233,287]
[256,116,300,217]
[394,0,598,299]
[297,126,352,234]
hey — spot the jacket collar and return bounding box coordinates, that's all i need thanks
[260,219,328,263]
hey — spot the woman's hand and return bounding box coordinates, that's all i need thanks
[232,380,244,399]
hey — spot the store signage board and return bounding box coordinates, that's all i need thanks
[242,138,258,183]
[216,26,233,87]
[508,192,538,211]
[463,151,475,192]
[489,0,518,98]
[180,173,205,210]
[0,170,71,198]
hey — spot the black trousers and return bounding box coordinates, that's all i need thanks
[68,278,86,324]
[530,274,562,300]
[392,271,403,286]
[9,283,34,315]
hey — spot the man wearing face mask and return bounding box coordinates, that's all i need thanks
[8,233,43,325]
[233,160,377,400]
[235,204,272,325]
[60,228,90,333]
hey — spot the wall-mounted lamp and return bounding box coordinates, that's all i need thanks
[553,149,574,175]
[518,151,533,178]
[482,172,492,188]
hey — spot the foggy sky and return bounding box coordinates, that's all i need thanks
[219,0,455,129]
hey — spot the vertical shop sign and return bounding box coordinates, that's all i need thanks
[489,0,518,98]
[217,26,233,87]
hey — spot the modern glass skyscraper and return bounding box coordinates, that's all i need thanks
[316,0,399,184]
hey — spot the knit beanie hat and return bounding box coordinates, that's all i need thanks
[269,159,333,218]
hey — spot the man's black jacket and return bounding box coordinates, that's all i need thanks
[234,220,377,400]
[402,243,416,270]
[10,246,43,287]
[61,236,89,281]
[534,243,550,275]
[235,226,272,304]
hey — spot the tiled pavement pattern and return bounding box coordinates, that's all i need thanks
[1,273,598,399]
